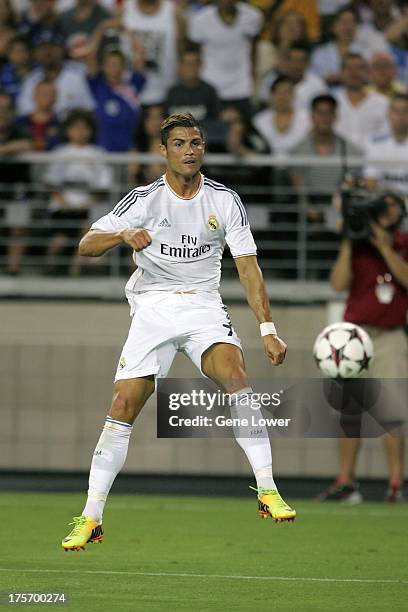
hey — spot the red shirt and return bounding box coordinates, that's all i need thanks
[344,231,408,328]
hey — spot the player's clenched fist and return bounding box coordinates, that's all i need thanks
[121,229,152,252]
[263,335,287,365]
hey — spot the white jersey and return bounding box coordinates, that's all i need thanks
[122,0,177,105]
[92,174,257,296]
[252,108,310,156]
[187,3,263,100]
[364,132,408,194]
[334,89,389,149]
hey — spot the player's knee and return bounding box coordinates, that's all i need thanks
[220,365,248,392]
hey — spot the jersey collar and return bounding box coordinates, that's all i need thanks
[163,173,203,200]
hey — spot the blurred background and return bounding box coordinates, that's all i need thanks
[1,0,407,499]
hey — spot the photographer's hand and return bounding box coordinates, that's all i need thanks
[369,221,393,252]
[369,222,408,290]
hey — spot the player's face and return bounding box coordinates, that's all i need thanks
[160,126,205,178]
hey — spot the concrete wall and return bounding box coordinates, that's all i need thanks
[0,300,405,479]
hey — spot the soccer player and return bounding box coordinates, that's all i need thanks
[61,112,296,551]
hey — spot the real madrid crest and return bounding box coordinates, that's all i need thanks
[208,214,218,231]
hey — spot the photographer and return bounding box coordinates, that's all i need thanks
[320,192,408,503]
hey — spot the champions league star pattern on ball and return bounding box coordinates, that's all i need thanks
[313,322,374,379]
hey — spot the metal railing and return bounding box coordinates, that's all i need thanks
[0,151,403,280]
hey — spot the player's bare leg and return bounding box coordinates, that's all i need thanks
[202,343,296,522]
[62,376,155,550]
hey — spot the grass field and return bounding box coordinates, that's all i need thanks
[0,492,407,611]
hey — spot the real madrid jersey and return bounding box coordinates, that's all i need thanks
[91,174,257,294]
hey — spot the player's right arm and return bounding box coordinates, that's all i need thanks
[79,228,151,257]
[79,188,150,256]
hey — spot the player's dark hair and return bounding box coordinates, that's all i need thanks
[270,75,295,94]
[63,108,97,143]
[160,112,204,146]
[311,94,337,112]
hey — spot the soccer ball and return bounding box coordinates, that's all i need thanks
[313,322,374,378]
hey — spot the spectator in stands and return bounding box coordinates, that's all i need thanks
[0,0,17,64]
[252,75,310,156]
[0,89,33,276]
[290,94,361,225]
[17,29,95,118]
[255,11,309,94]
[334,53,389,148]
[0,35,32,104]
[205,105,271,194]
[251,0,320,42]
[365,0,402,37]
[86,17,145,152]
[19,0,61,45]
[320,191,407,503]
[260,43,327,110]
[43,108,112,275]
[369,51,407,98]
[130,104,165,185]
[17,79,61,150]
[311,6,389,86]
[122,0,184,106]
[58,0,111,62]
[188,0,263,118]
[164,45,220,124]
[364,93,408,195]
[384,1,408,51]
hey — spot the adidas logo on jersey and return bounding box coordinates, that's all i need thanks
[158,218,171,227]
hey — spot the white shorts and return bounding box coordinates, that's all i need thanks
[115,291,242,381]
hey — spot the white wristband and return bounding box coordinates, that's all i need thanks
[260,322,277,337]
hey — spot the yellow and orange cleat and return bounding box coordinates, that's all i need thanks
[250,487,296,522]
[62,516,104,551]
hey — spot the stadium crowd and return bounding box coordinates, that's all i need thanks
[1,0,408,275]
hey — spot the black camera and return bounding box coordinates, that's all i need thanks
[341,186,405,240]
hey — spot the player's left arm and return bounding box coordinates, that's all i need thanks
[234,255,287,365]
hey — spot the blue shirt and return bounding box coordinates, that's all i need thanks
[88,72,145,152]
[0,63,26,102]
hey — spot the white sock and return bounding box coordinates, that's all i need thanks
[230,387,277,492]
[82,416,133,522]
